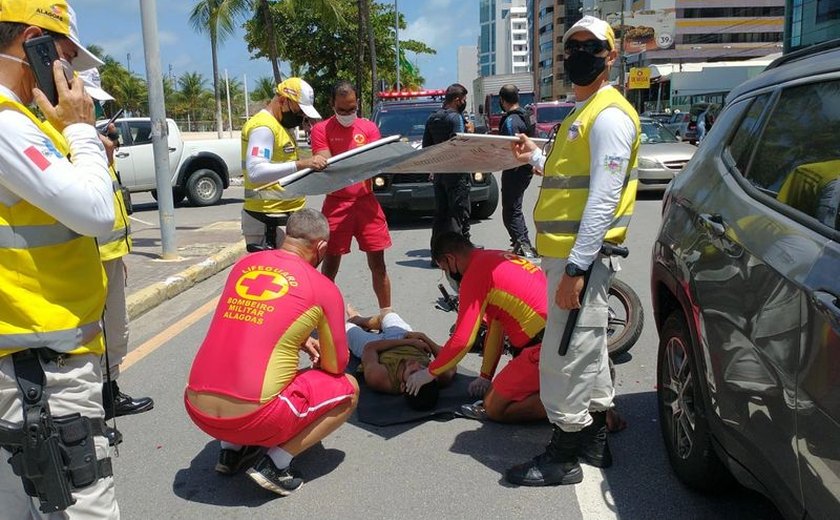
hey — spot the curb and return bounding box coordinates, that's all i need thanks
[126,241,246,321]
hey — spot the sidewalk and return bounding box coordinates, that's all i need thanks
[123,216,245,320]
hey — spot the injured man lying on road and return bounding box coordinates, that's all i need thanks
[345,306,455,409]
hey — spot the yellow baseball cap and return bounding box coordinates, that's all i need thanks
[562,15,616,51]
[276,77,321,120]
[0,0,103,70]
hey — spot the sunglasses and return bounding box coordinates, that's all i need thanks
[564,39,607,55]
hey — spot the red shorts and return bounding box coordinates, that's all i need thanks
[492,345,541,402]
[322,194,391,255]
[185,369,356,447]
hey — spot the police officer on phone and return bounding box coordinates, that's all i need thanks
[505,16,641,487]
[0,1,120,516]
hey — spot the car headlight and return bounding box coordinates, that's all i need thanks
[473,172,485,182]
[373,176,386,188]
[638,157,660,169]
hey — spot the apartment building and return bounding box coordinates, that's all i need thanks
[479,0,531,77]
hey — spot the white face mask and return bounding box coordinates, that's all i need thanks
[335,112,357,127]
[0,54,73,80]
[0,53,30,67]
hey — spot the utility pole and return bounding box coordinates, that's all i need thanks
[126,52,131,73]
[139,0,178,260]
[224,69,233,137]
[394,0,400,91]
[244,73,250,119]
[619,7,626,97]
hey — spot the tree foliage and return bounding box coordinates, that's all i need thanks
[243,1,435,115]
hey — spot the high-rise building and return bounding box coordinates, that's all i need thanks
[785,0,840,52]
[479,0,531,77]
[530,1,575,100]
[457,45,479,112]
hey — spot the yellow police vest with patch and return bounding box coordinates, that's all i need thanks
[241,110,305,214]
[534,87,641,258]
[777,159,840,225]
[97,166,131,261]
[0,95,107,358]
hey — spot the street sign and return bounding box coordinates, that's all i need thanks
[628,67,651,90]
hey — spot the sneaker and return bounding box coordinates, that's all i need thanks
[246,456,304,496]
[460,400,488,421]
[215,446,263,475]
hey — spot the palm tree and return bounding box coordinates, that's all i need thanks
[176,72,213,131]
[359,0,377,110]
[189,0,249,138]
[252,0,345,83]
[252,76,276,105]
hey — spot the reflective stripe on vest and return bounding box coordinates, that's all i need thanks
[241,110,305,214]
[533,87,641,258]
[0,322,102,351]
[0,95,107,358]
[0,224,80,248]
[97,166,131,261]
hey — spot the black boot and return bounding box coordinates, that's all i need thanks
[505,425,583,486]
[102,380,154,420]
[104,425,123,447]
[579,411,612,468]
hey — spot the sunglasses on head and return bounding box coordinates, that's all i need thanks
[564,39,607,55]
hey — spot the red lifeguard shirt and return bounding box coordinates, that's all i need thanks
[310,116,381,199]
[187,250,349,404]
[428,249,547,379]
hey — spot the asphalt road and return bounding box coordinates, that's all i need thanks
[113,182,783,519]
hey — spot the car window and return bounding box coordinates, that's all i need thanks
[375,106,438,140]
[640,121,679,143]
[744,80,840,229]
[126,121,153,146]
[728,94,772,173]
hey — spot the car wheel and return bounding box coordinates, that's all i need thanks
[150,187,186,205]
[657,311,731,491]
[185,169,223,206]
[472,174,499,220]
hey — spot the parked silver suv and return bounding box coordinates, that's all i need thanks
[652,40,840,520]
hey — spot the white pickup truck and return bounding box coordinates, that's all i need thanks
[97,118,241,206]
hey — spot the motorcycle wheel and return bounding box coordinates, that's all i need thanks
[607,278,644,358]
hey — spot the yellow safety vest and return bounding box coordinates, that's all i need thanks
[777,159,840,224]
[241,110,305,214]
[0,96,107,357]
[534,87,641,258]
[97,166,132,261]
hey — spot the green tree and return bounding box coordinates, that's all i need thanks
[244,1,434,116]
[251,76,276,105]
[189,0,249,138]
[174,72,213,131]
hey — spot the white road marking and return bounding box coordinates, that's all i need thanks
[576,464,620,519]
[129,215,155,226]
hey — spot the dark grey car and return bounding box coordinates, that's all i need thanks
[651,40,840,520]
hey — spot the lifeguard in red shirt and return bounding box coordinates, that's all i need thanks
[185,209,359,496]
[406,232,548,423]
[310,80,392,314]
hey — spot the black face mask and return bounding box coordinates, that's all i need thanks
[456,100,467,114]
[281,109,305,129]
[565,51,607,87]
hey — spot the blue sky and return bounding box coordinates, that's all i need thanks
[71,0,479,91]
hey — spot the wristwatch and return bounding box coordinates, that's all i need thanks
[565,262,587,277]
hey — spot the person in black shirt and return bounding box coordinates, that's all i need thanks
[498,84,537,259]
[423,83,473,263]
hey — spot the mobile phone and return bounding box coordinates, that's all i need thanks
[101,108,124,133]
[22,35,71,106]
[101,108,124,142]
